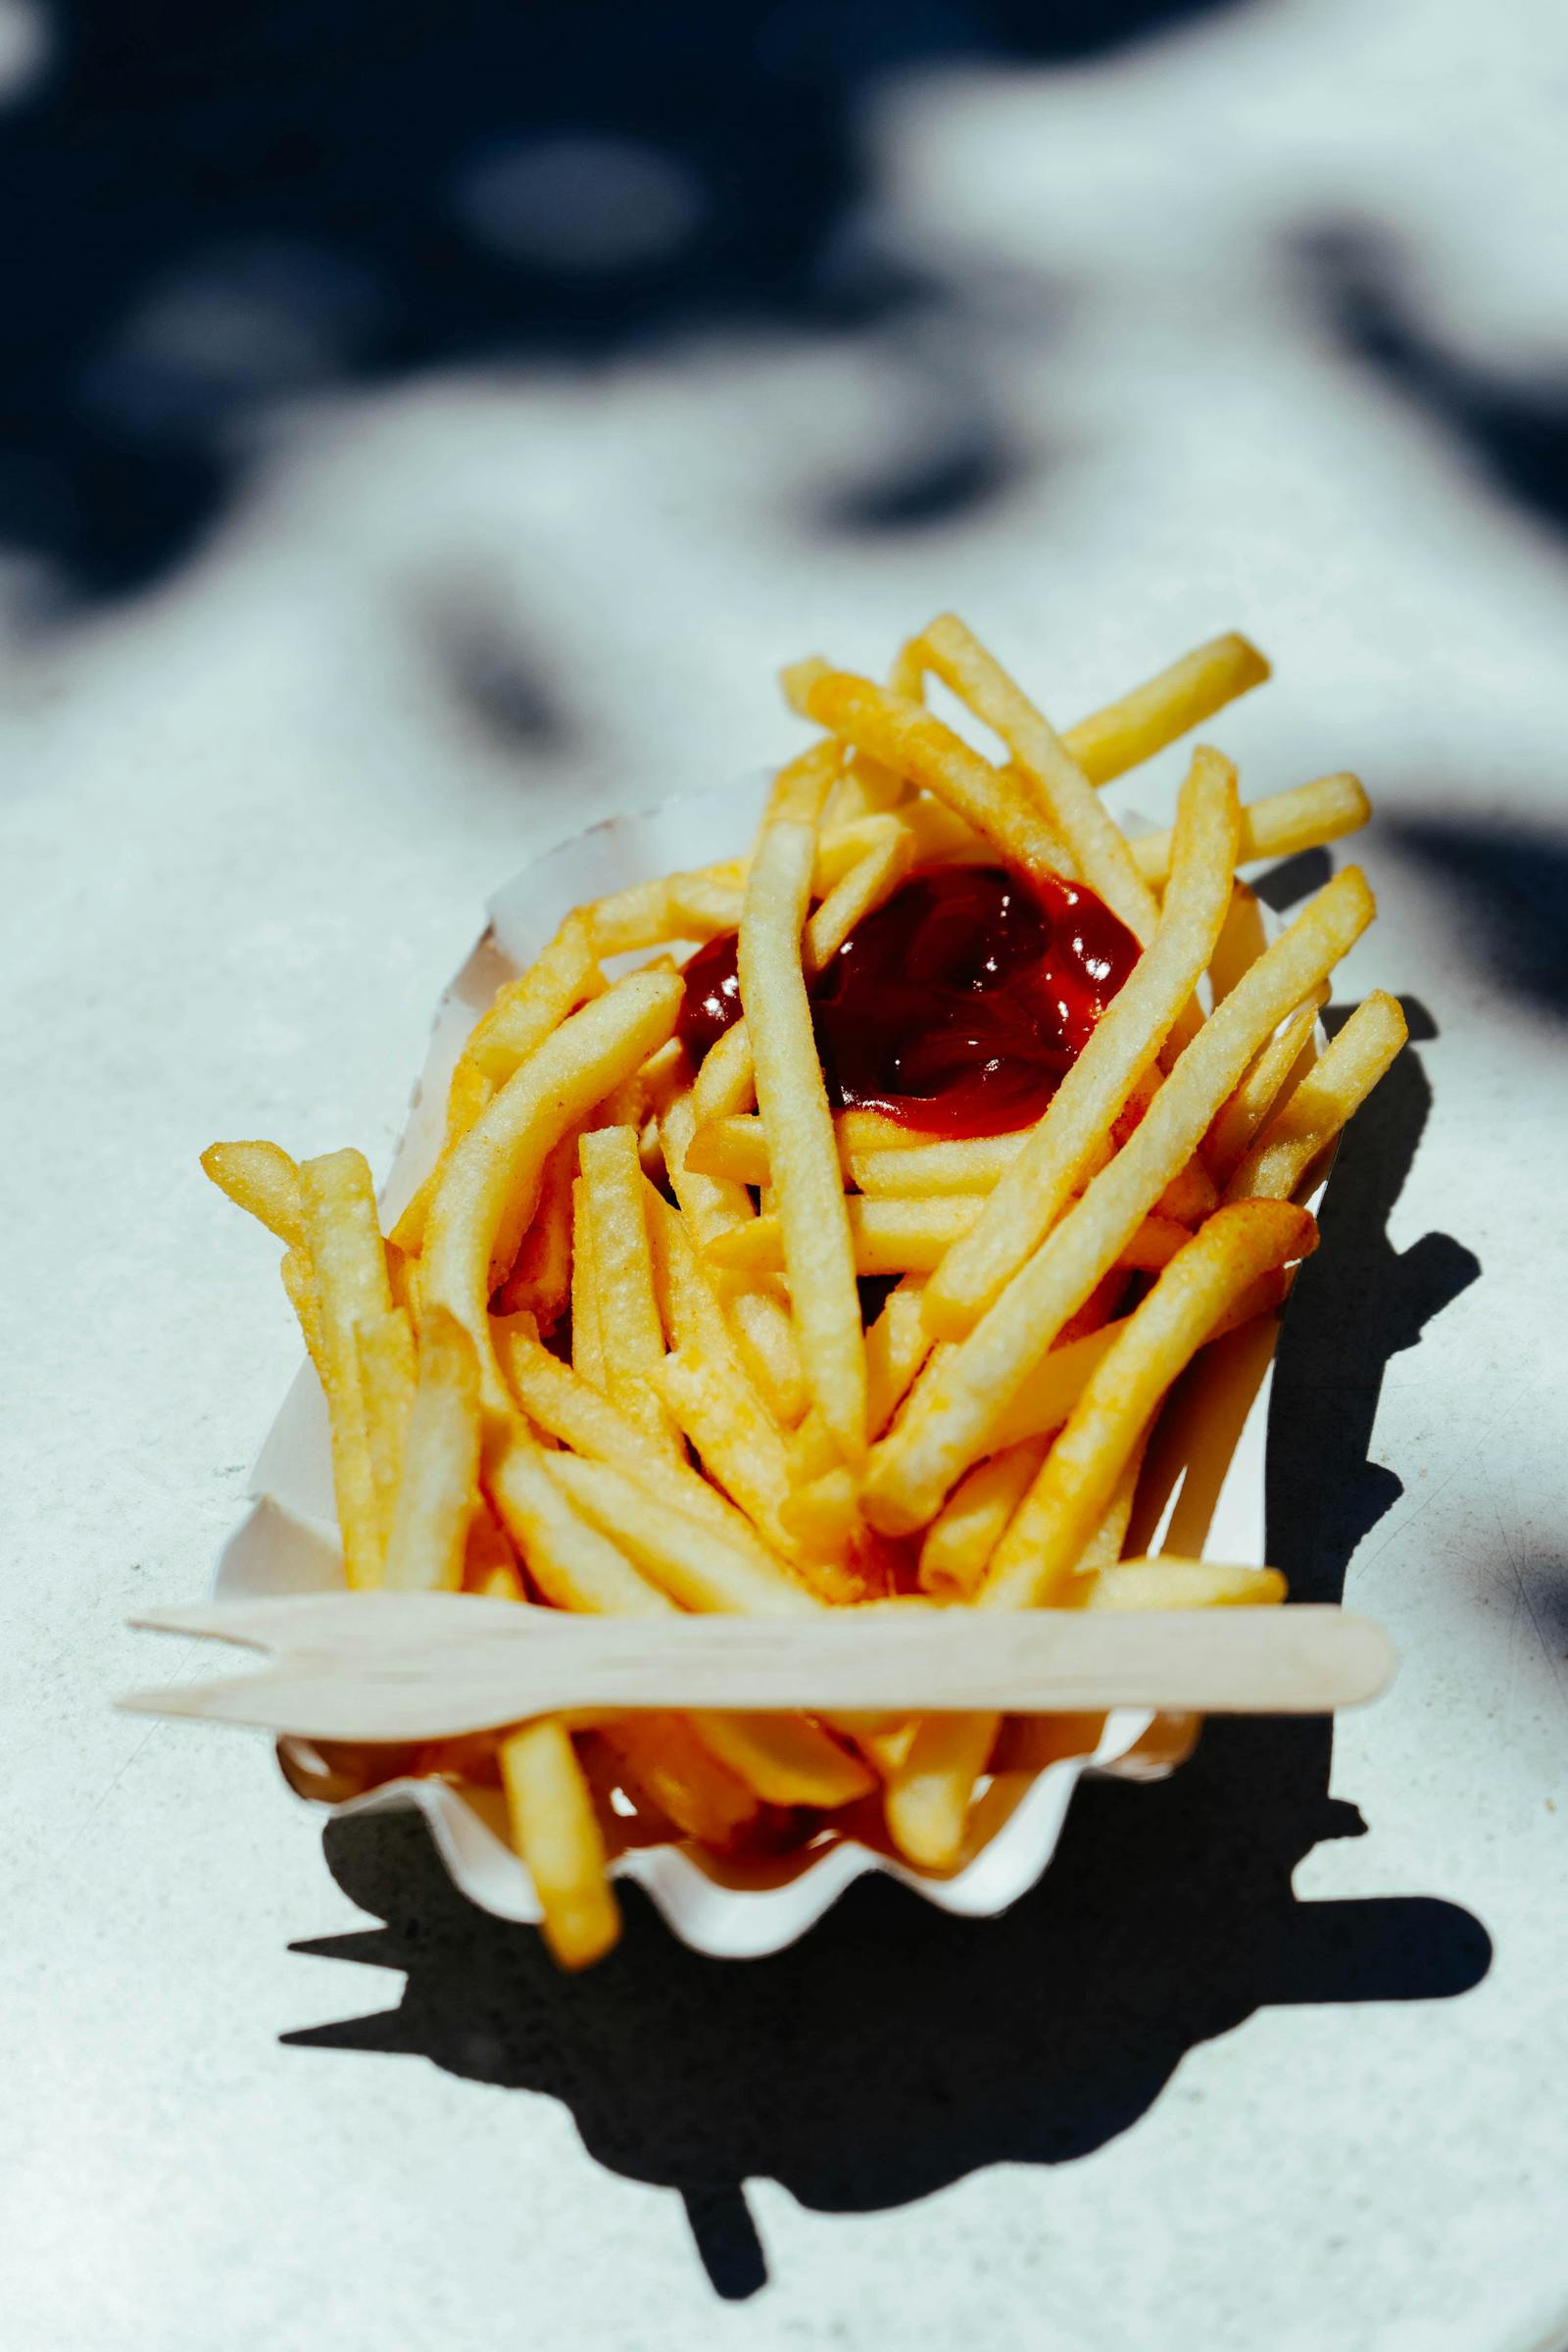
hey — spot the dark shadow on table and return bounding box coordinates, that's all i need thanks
[1,0,1250,612]
[1299,224,1568,547]
[285,957,1487,2299]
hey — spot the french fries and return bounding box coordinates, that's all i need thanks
[1130,772,1371,888]
[862,864,1374,1534]
[739,746,867,1463]
[907,613,1160,943]
[919,744,1243,1339]
[298,1149,398,1588]
[381,1309,480,1593]
[205,611,1402,1959]
[575,1125,682,1461]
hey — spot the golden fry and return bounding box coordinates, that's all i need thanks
[1062,631,1270,786]
[686,1114,1026,1196]
[298,1148,396,1588]
[577,1124,682,1462]
[355,1306,417,1554]
[739,746,866,1461]
[382,1308,480,1593]
[201,1139,302,1246]
[1085,1558,1287,1609]
[500,1719,620,1971]
[1130,772,1369,889]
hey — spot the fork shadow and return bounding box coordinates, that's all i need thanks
[284,985,1487,2299]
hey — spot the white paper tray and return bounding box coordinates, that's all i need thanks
[216,773,1295,1960]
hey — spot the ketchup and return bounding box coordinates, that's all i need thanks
[677,863,1140,1138]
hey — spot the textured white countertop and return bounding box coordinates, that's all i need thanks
[4,5,1567,2346]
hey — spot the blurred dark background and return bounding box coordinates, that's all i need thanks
[4,2,1267,606]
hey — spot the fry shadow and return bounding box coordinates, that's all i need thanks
[285,973,1487,2299]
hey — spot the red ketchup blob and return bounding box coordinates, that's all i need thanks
[676,863,1140,1138]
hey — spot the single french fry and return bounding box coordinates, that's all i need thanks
[846,1131,1028,1198]
[787,1277,932,1488]
[201,1139,302,1246]
[564,1179,602,1394]
[382,1308,481,1593]
[808,823,915,966]
[390,1059,497,1257]
[984,1324,1120,1448]
[691,1016,757,1125]
[465,1501,519,1592]
[822,745,909,827]
[355,1307,417,1554]
[1154,1154,1220,1226]
[1225,991,1408,1203]
[913,613,1160,943]
[1074,1423,1148,1575]
[689,1708,874,1809]
[599,1715,760,1848]
[1203,990,1326,1184]
[864,866,1374,1534]
[1206,878,1270,1009]
[577,1125,682,1462]
[921,746,1242,1340]
[492,1124,577,1324]
[917,1438,1049,1601]
[475,1556,525,1601]
[650,1347,800,1557]
[541,1451,821,1618]
[740,746,866,1462]
[664,872,747,939]
[420,969,683,1416]
[820,798,989,880]
[726,1289,809,1429]
[686,1114,1028,1197]
[465,913,605,1083]
[1085,1559,1287,1609]
[794,665,1075,883]
[885,1200,1313,1864]
[500,1720,620,1970]
[299,1149,397,1588]
[707,1198,1188,1280]
[683,818,916,1170]
[778,1464,862,1555]
[278,1245,327,1381]
[1131,773,1370,889]
[708,1197,976,1277]
[1062,631,1270,787]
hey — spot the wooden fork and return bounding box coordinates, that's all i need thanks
[118,1592,1396,1743]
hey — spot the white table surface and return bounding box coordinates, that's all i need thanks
[5,6,1567,2346]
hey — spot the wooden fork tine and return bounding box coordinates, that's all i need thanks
[126,1593,368,1646]
[116,1665,359,1726]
